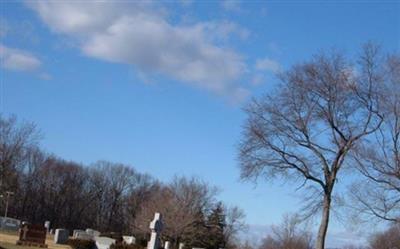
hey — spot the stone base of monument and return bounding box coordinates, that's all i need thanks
[17,223,48,248]
[16,240,48,248]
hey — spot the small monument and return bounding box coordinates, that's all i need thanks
[74,231,93,241]
[54,229,69,244]
[122,236,136,245]
[95,236,116,249]
[86,228,101,237]
[179,243,185,249]
[17,223,48,248]
[44,221,50,233]
[147,213,163,249]
[164,241,170,249]
[73,229,85,239]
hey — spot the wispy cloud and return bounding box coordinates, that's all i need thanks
[0,44,41,72]
[255,57,281,73]
[27,1,250,100]
[251,74,265,86]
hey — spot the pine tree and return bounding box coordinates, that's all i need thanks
[206,202,226,249]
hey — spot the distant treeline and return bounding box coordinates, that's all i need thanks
[0,115,245,249]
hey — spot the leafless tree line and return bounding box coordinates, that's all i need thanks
[0,115,245,249]
[259,214,313,249]
[237,214,399,249]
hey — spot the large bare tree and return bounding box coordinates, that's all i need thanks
[350,53,400,223]
[239,44,388,249]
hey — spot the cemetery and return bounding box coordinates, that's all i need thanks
[1,1,399,248]
[0,213,189,249]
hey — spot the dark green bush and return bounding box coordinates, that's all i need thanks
[67,239,95,249]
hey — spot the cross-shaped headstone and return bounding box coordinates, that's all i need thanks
[149,212,163,233]
[147,212,163,249]
[22,226,29,240]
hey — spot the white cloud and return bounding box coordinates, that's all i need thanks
[255,57,281,73]
[251,74,264,86]
[28,1,249,99]
[0,44,41,72]
[0,18,40,44]
[196,20,250,41]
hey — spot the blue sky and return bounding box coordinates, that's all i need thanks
[1,0,399,247]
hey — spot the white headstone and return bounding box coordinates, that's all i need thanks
[86,228,101,237]
[95,236,115,249]
[73,230,85,238]
[54,229,69,244]
[179,243,185,249]
[75,231,93,241]
[147,213,163,249]
[44,221,50,233]
[122,236,136,245]
[164,241,170,249]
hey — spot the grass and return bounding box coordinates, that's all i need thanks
[0,241,33,249]
[0,231,18,236]
[0,232,71,249]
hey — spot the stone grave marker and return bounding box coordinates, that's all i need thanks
[95,236,116,249]
[179,243,185,249]
[86,228,101,237]
[74,231,94,241]
[73,229,85,238]
[44,221,50,233]
[54,229,69,244]
[16,223,48,248]
[164,241,170,249]
[122,236,136,245]
[147,213,163,249]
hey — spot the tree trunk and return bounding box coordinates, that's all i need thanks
[315,193,331,249]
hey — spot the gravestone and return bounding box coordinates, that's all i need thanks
[16,223,48,248]
[164,241,170,249]
[147,213,163,249]
[122,236,136,245]
[95,236,115,249]
[86,228,101,237]
[54,229,69,244]
[73,230,85,238]
[179,243,185,249]
[44,221,50,233]
[75,231,94,241]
